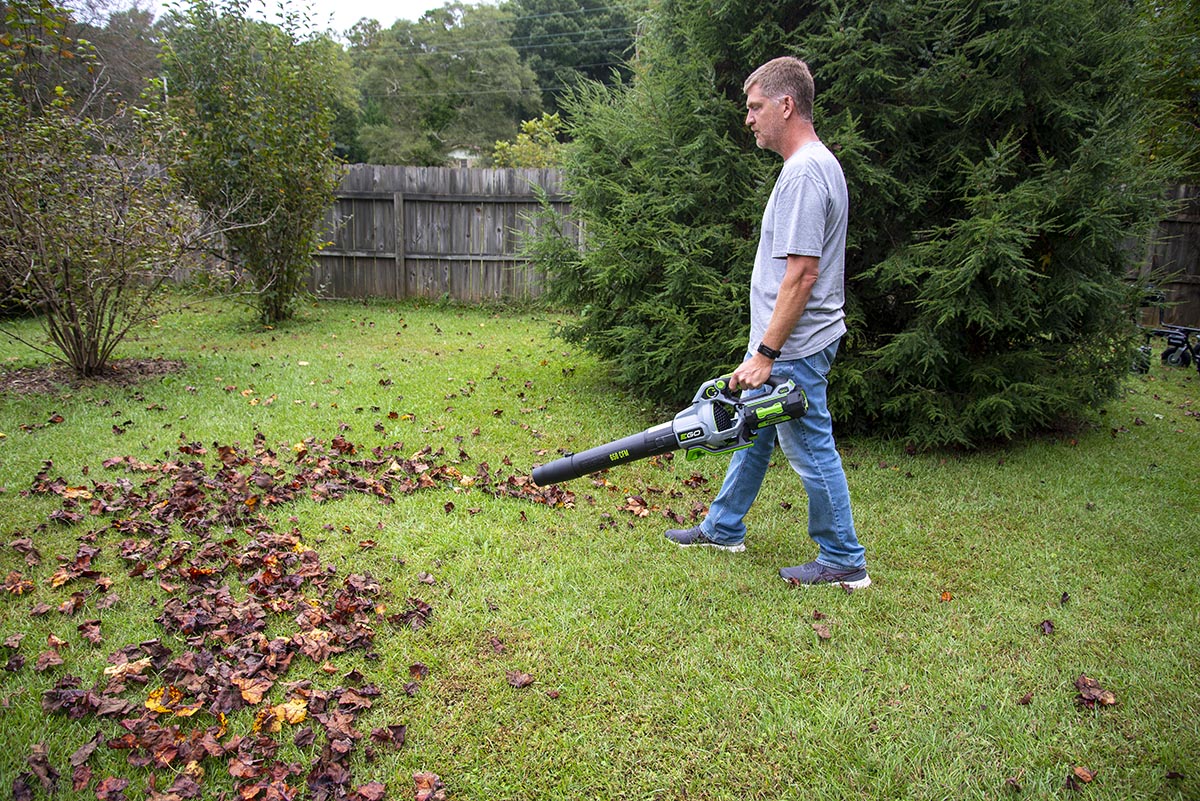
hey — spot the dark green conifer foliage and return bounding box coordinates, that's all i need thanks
[543,0,1179,446]
[544,48,767,402]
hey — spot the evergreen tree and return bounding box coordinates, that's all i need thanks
[544,49,764,401]
[507,0,638,112]
[543,0,1180,446]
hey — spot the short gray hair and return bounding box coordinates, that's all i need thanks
[744,57,814,122]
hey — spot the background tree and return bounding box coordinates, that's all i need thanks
[352,2,540,164]
[540,48,764,397]
[164,0,342,324]
[506,0,639,113]
[539,0,1180,447]
[491,111,564,166]
[0,0,209,376]
[1141,0,1200,181]
[1,0,98,111]
[69,0,164,117]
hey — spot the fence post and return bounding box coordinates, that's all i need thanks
[393,191,406,298]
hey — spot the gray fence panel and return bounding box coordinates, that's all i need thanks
[313,165,578,302]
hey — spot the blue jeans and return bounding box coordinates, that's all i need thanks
[698,339,865,569]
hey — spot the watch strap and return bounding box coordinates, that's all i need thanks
[757,342,782,360]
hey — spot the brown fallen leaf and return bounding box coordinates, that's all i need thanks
[231,675,274,704]
[413,771,445,801]
[78,619,102,645]
[1074,674,1117,708]
[356,780,387,801]
[95,775,130,800]
[370,725,406,751]
[812,623,832,640]
[26,742,59,794]
[71,764,92,793]
[506,670,534,688]
[34,651,64,671]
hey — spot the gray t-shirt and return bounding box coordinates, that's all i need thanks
[748,141,849,359]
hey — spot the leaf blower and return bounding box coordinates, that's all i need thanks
[531,375,808,486]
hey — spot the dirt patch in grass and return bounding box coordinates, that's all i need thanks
[0,358,185,395]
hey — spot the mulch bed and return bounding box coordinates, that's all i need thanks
[0,358,185,395]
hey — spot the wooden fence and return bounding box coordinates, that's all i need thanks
[312,170,1198,325]
[1135,184,1200,327]
[311,165,578,302]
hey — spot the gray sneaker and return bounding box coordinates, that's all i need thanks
[779,561,871,589]
[664,526,746,553]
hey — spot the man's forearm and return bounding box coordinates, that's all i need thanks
[733,254,821,390]
[760,254,820,351]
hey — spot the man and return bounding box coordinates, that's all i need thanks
[664,56,869,589]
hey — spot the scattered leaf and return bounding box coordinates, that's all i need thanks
[95,775,131,800]
[355,780,387,801]
[26,742,59,794]
[506,670,534,688]
[369,725,406,751]
[1074,674,1117,708]
[34,651,64,671]
[413,771,445,801]
[78,619,102,645]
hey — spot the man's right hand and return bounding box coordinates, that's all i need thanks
[729,353,775,392]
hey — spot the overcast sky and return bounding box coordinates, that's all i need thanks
[297,0,442,33]
[147,0,489,36]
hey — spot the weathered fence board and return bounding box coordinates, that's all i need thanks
[315,169,1196,325]
[1135,184,1200,326]
[312,165,577,302]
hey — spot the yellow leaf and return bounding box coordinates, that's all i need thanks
[48,567,75,588]
[272,697,308,725]
[146,685,182,714]
[252,706,274,734]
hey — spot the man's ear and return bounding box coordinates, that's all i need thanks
[780,94,794,119]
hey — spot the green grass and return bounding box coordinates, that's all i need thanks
[1,298,1197,801]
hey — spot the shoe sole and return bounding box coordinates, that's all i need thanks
[782,574,871,590]
[675,541,746,553]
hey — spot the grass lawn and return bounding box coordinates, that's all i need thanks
[0,297,1197,801]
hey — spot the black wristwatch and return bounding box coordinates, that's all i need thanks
[757,342,782,360]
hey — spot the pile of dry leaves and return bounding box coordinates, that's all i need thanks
[3,431,574,800]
